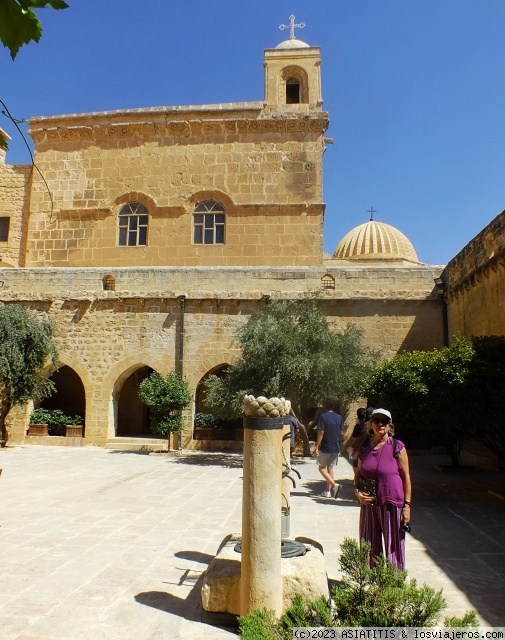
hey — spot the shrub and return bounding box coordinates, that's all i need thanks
[333,538,446,626]
[238,608,280,640]
[30,408,83,436]
[444,611,479,627]
[138,371,191,436]
[277,594,332,639]
[238,538,478,638]
[194,412,220,429]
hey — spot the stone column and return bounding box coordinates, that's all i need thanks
[240,395,287,617]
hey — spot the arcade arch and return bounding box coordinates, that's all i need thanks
[39,365,86,425]
[115,365,155,437]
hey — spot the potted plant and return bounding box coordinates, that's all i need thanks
[28,409,84,437]
[193,412,220,440]
[64,414,84,438]
[28,408,51,436]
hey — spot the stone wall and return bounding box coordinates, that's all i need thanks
[0,264,445,447]
[21,105,327,268]
[445,210,505,339]
[0,159,31,268]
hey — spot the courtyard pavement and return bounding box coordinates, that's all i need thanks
[0,445,504,639]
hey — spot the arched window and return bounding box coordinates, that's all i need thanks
[286,77,301,104]
[118,202,148,246]
[193,200,225,245]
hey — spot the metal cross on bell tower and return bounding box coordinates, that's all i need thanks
[279,14,305,40]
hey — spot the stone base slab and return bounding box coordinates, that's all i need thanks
[201,533,329,616]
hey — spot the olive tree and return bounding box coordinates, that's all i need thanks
[204,297,379,455]
[0,302,59,446]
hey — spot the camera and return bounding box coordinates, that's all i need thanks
[401,523,412,533]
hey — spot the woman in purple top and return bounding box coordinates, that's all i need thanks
[354,408,412,571]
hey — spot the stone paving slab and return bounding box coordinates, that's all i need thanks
[0,445,504,639]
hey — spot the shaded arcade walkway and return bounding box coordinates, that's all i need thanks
[0,446,503,639]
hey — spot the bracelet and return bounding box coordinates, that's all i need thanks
[404,500,411,506]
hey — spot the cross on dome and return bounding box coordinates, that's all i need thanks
[279,14,305,40]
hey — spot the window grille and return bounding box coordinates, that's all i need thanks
[321,274,335,290]
[103,275,115,291]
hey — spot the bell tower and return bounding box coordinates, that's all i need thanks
[263,15,323,111]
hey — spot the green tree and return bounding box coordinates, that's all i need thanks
[0,0,69,151]
[204,298,379,455]
[0,0,68,60]
[365,337,474,464]
[0,302,59,446]
[138,371,192,447]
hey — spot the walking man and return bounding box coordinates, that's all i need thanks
[315,398,343,498]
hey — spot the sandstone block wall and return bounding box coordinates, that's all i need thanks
[18,105,327,268]
[445,210,505,339]
[0,264,445,447]
[0,159,31,268]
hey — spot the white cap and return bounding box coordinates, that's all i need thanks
[371,408,392,422]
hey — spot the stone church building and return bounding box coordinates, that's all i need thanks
[1,26,499,451]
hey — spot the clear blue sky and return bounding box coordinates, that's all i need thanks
[2,0,505,265]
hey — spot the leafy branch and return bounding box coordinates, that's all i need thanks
[0,0,69,60]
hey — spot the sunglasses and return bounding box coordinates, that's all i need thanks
[372,417,390,425]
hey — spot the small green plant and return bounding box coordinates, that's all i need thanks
[194,412,220,429]
[29,408,52,425]
[333,538,446,626]
[238,538,478,638]
[138,371,191,437]
[444,611,479,627]
[238,608,279,640]
[277,594,332,639]
[30,408,83,435]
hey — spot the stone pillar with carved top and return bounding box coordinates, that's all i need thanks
[240,395,287,617]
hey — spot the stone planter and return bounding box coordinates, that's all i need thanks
[28,424,49,436]
[193,428,216,440]
[65,425,84,438]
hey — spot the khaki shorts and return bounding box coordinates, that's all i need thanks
[317,452,339,467]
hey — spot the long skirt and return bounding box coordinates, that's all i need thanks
[359,502,406,571]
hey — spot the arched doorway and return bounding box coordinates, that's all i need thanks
[194,365,241,440]
[40,365,86,423]
[116,366,155,437]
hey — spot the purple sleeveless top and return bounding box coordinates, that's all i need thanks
[359,437,405,507]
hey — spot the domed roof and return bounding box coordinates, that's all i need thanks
[333,219,419,263]
[275,38,311,50]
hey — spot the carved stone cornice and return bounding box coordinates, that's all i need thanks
[29,116,329,145]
